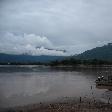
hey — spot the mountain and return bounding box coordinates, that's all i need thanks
[0,53,66,64]
[0,43,112,64]
[74,43,112,61]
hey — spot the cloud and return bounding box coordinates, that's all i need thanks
[0,0,112,55]
[0,32,66,56]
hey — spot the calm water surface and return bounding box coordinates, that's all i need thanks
[0,65,112,108]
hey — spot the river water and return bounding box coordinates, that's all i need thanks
[0,65,112,108]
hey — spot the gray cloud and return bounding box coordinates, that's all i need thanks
[0,0,112,55]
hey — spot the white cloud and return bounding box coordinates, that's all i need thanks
[0,0,112,54]
[0,32,66,56]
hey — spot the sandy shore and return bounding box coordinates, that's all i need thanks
[1,97,112,112]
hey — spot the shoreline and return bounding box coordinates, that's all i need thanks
[1,97,112,112]
[49,64,112,69]
[0,64,112,69]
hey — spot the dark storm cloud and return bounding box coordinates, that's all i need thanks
[0,0,112,55]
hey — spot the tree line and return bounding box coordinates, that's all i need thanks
[49,58,112,66]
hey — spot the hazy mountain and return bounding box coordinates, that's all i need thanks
[74,43,112,61]
[0,53,66,64]
[0,43,112,64]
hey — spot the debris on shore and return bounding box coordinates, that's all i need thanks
[1,97,112,112]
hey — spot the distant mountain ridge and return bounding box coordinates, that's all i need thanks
[74,43,112,61]
[0,53,66,63]
[0,43,112,64]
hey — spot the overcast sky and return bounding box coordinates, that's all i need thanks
[0,0,112,55]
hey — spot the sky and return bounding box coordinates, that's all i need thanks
[0,0,112,56]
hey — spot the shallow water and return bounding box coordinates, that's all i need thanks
[0,65,112,108]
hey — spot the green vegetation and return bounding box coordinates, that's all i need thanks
[0,58,112,66]
[0,62,44,65]
[74,43,112,61]
[50,58,112,66]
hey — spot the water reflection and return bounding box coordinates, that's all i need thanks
[0,65,112,108]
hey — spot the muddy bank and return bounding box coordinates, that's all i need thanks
[1,97,112,112]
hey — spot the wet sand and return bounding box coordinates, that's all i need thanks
[1,97,112,112]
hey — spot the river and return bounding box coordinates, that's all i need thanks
[0,65,112,108]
